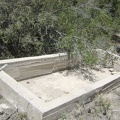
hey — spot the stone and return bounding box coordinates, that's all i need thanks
[109,68,114,72]
[111,72,117,75]
[26,81,30,84]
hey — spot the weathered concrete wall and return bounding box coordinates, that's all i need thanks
[0,53,70,81]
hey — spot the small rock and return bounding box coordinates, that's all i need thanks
[64,91,69,94]
[88,108,91,113]
[100,69,105,73]
[109,68,114,72]
[111,72,117,75]
[93,65,101,71]
[26,81,30,84]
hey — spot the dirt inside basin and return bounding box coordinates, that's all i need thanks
[19,68,118,102]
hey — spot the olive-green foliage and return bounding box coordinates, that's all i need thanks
[0,0,61,59]
[0,0,77,59]
[0,0,120,66]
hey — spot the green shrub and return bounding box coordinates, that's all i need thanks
[0,0,120,67]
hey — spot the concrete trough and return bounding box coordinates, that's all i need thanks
[0,53,120,120]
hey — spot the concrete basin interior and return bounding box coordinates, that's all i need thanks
[19,68,117,103]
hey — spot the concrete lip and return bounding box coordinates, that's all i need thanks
[0,52,120,120]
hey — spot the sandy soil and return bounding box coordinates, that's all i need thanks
[20,68,118,102]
